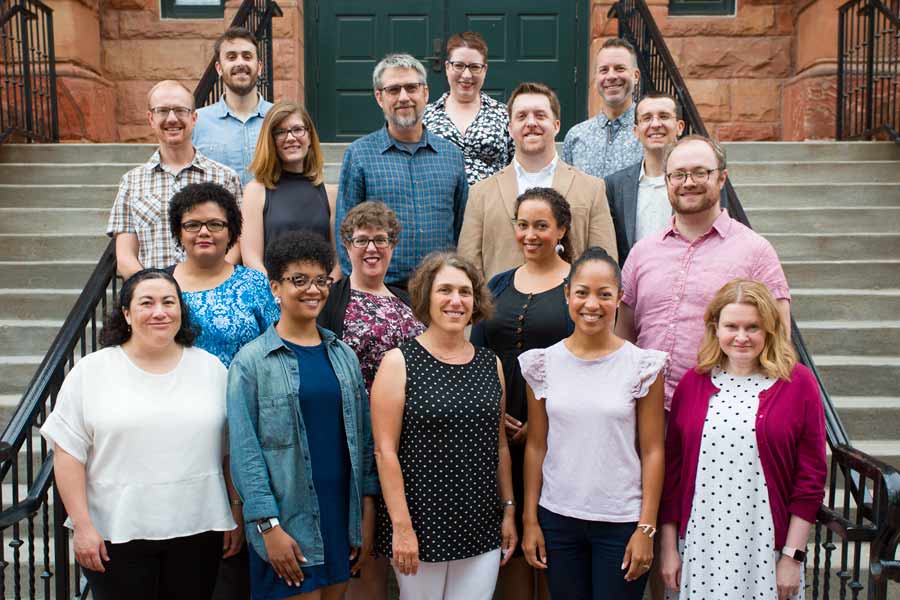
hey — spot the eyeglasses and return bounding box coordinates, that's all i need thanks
[379,82,426,97]
[280,274,334,291]
[665,168,719,185]
[150,106,193,118]
[273,125,308,141]
[447,61,486,74]
[348,236,393,248]
[181,219,228,233]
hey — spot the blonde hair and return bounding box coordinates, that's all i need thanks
[248,101,324,188]
[695,279,796,381]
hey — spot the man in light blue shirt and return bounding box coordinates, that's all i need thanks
[194,27,273,186]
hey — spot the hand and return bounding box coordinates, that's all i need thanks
[621,528,653,582]
[351,509,375,576]
[500,509,518,566]
[262,527,307,587]
[521,521,547,570]
[504,414,526,444]
[776,555,801,599]
[660,539,682,591]
[392,523,419,576]
[223,505,245,558]
[73,523,109,573]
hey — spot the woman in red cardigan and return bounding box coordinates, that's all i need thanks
[659,279,826,600]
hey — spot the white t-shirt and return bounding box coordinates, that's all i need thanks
[40,346,236,543]
[514,154,559,195]
[635,162,671,242]
[519,340,666,522]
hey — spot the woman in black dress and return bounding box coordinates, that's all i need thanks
[471,187,574,600]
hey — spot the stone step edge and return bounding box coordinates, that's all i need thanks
[809,355,900,366]
[798,320,900,328]
[746,206,900,212]
[791,288,900,296]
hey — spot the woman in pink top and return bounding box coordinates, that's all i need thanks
[659,279,826,600]
[518,247,666,599]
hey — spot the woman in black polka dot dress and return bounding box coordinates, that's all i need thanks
[370,252,517,600]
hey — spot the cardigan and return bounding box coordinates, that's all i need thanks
[317,276,411,339]
[660,363,826,550]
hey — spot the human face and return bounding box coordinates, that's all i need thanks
[634,97,684,152]
[445,47,486,103]
[566,260,622,335]
[665,139,726,216]
[346,226,394,284]
[122,278,182,349]
[147,84,196,148]
[216,38,261,97]
[273,113,310,169]
[508,93,560,157]
[514,199,566,263]
[717,302,766,372]
[375,67,428,130]
[270,261,330,324]
[595,47,639,109]
[180,201,230,263]
[427,265,474,333]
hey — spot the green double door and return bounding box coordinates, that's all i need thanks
[306,0,588,142]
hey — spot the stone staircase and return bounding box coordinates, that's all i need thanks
[0,141,898,472]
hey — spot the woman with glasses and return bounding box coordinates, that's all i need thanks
[422,32,514,185]
[228,231,379,600]
[242,101,339,278]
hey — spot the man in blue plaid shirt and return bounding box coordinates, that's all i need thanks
[335,54,469,287]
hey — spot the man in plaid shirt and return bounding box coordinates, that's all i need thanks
[107,80,243,278]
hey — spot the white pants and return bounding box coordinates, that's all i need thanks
[393,548,501,600]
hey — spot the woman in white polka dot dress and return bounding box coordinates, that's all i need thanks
[370,252,517,600]
[659,279,827,600]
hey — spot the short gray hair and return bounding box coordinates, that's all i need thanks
[372,54,428,90]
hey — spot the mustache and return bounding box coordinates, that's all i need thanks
[230,66,251,75]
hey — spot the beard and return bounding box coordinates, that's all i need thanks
[223,69,259,97]
[386,105,422,129]
[670,190,719,215]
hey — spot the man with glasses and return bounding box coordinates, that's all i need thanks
[335,53,468,289]
[193,27,272,187]
[107,79,242,279]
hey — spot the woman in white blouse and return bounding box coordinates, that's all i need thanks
[41,269,241,600]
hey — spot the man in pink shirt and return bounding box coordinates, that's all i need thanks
[615,134,791,411]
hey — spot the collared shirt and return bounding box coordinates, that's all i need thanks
[621,210,791,409]
[513,154,559,195]
[335,126,469,284]
[422,92,515,185]
[193,94,273,186]
[634,161,670,241]
[562,103,643,179]
[106,149,243,269]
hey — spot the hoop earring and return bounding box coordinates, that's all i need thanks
[555,242,565,255]
[275,297,282,305]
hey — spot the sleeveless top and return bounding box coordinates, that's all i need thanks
[376,339,503,562]
[263,171,330,252]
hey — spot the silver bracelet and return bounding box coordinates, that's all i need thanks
[502,499,516,508]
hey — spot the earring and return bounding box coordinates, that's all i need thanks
[555,241,564,254]
[275,297,282,305]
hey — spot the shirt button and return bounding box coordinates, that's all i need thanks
[516,327,523,334]
[516,341,523,349]
[669,324,675,328]
[517,315,524,321]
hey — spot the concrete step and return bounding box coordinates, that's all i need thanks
[0,208,109,235]
[0,184,118,208]
[0,143,156,164]
[0,261,97,289]
[0,320,62,356]
[728,161,900,184]
[816,356,900,398]
[765,233,900,261]
[747,207,900,234]
[0,164,137,186]
[0,290,81,321]
[721,141,900,162]
[783,260,900,289]
[0,355,42,395]
[733,183,900,209]
[834,396,900,440]
[798,320,900,356]
[791,289,900,321]
[0,234,108,261]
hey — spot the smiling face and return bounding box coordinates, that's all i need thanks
[270,260,330,324]
[634,96,684,153]
[566,260,622,335]
[375,67,428,130]
[595,47,639,109]
[508,93,560,157]
[216,38,261,97]
[427,265,475,333]
[147,83,196,148]
[123,278,182,349]
[180,201,230,264]
[666,139,726,217]
[346,225,394,284]
[273,112,310,169]
[717,302,767,372]
[446,46,486,103]
[514,198,566,263]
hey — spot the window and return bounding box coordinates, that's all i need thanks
[668,0,736,16]
[160,0,224,19]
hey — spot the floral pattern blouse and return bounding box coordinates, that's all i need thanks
[342,289,426,391]
[423,92,515,185]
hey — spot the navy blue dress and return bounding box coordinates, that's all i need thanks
[249,340,352,598]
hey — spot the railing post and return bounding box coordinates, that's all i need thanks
[17,4,34,142]
[837,5,846,139]
[52,483,70,599]
[45,7,58,142]
[864,1,876,138]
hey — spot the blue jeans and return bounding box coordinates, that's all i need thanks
[538,506,647,600]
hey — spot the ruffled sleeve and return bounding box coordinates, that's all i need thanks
[518,348,548,399]
[632,348,667,398]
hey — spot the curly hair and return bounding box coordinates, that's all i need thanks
[515,187,574,262]
[264,231,335,282]
[168,182,242,251]
[99,269,196,348]
[338,201,402,246]
[567,246,621,290]
[408,252,493,326]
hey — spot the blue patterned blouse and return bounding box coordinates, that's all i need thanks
[182,265,280,367]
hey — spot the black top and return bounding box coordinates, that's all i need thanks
[263,171,330,253]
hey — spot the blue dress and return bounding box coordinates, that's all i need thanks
[181,264,280,367]
[249,340,352,598]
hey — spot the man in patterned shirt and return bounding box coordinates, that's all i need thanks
[562,38,644,178]
[107,80,243,278]
[335,54,468,288]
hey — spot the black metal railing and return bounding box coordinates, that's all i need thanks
[837,0,900,142]
[609,1,900,597]
[0,0,58,143]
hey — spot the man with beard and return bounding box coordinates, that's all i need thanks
[615,135,791,415]
[194,27,272,186]
[335,53,468,288]
[562,38,644,179]
[458,82,616,279]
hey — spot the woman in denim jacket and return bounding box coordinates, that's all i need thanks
[228,231,379,600]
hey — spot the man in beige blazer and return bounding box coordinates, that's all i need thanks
[458,82,617,280]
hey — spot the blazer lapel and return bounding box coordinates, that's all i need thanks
[552,161,576,197]
[624,163,641,248]
[498,166,519,220]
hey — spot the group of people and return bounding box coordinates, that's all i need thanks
[38,23,827,600]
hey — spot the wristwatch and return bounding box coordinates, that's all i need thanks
[781,546,806,563]
[256,517,280,534]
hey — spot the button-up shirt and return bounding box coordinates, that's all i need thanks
[562,103,644,179]
[513,154,559,196]
[193,94,273,186]
[621,210,791,409]
[106,149,243,269]
[634,162,670,241]
[335,126,469,284]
